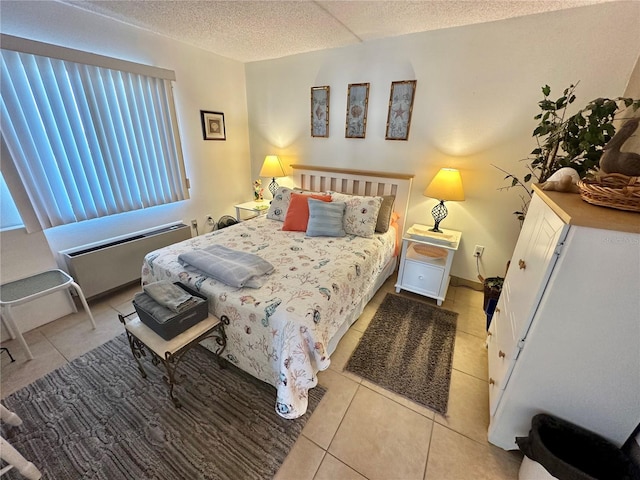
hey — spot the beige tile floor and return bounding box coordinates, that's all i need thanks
[1,277,522,479]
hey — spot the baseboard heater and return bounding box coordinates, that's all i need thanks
[61,222,191,299]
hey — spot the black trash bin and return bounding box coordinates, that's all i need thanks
[516,414,640,480]
[483,276,503,330]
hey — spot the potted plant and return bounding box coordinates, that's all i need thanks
[496,83,639,222]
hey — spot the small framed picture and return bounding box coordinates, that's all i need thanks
[385,80,417,141]
[200,110,226,140]
[345,83,370,139]
[311,86,330,137]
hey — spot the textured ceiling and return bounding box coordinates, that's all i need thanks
[60,0,613,63]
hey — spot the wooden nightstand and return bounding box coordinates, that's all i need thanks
[234,200,269,221]
[395,225,462,305]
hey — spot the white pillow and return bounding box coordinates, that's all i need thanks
[330,192,383,238]
[267,187,329,222]
[266,187,295,221]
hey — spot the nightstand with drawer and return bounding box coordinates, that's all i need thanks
[395,225,461,305]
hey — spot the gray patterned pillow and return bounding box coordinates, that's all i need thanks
[266,186,294,221]
[376,195,396,233]
[330,192,383,238]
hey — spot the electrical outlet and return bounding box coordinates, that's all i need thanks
[474,245,485,257]
[190,219,198,229]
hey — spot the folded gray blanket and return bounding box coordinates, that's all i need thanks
[134,292,176,324]
[143,280,201,313]
[178,245,275,289]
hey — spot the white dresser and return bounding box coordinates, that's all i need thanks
[487,185,640,450]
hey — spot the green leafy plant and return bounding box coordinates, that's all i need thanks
[532,84,639,180]
[496,83,640,224]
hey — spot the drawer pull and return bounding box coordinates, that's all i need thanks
[486,331,492,337]
[498,350,506,358]
[489,378,495,385]
[495,307,501,314]
[518,259,527,270]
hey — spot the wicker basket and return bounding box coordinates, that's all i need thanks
[577,172,640,213]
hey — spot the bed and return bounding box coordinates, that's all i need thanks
[141,165,413,418]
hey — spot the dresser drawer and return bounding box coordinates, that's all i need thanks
[488,334,513,414]
[502,195,568,342]
[401,260,444,296]
[488,372,504,416]
[487,298,520,415]
[487,313,503,415]
[492,297,518,355]
[488,344,520,415]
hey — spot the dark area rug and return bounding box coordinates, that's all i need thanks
[1,333,324,480]
[346,293,457,414]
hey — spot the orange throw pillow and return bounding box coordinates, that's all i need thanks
[282,192,332,231]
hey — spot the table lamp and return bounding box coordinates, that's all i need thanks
[423,168,465,233]
[260,155,286,197]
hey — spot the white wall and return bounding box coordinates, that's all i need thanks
[0,0,251,329]
[245,2,640,282]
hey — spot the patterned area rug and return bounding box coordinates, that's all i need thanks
[346,293,457,414]
[1,333,324,480]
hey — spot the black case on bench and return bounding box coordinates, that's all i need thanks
[133,282,208,341]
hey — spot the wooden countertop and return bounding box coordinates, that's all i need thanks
[533,184,640,234]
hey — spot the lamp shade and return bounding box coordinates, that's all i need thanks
[260,155,286,178]
[423,168,465,201]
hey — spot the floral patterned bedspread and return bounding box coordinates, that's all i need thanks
[141,216,395,419]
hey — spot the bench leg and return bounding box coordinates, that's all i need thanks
[160,353,183,408]
[0,307,33,361]
[70,282,96,330]
[124,331,148,379]
[1,312,16,340]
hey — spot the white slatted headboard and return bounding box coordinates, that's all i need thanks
[290,164,414,235]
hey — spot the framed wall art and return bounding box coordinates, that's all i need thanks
[345,83,370,138]
[311,86,330,137]
[385,80,417,141]
[200,110,226,140]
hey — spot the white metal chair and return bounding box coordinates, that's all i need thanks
[0,269,96,360]
[0,404,42,479]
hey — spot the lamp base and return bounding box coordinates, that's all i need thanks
[268,178,279,197]
[429,200,448,233]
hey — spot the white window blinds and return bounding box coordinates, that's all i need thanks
[0,35,189,230]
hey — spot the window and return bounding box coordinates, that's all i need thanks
[0,35,189,231]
